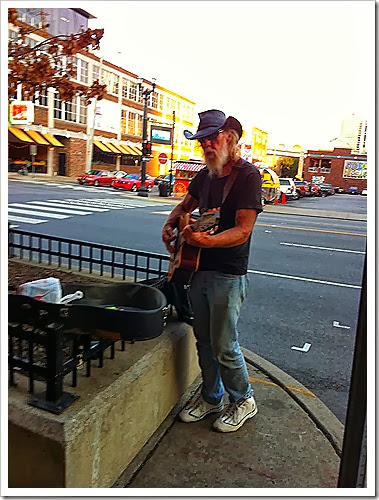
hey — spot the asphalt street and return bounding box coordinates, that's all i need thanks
[8,180,367,424]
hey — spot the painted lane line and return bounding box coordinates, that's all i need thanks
[150,210,174,215]
[9,224,19,229]
[8,215,47,224]
[248,376,316,398]
[280,242,365,254]
[8,208,70,219]
[333,321,351,329]
[10,202,103,214]
[57,199,133,209]
[45,200,110,212]
[256,223,366,237]
[291,343,312,352]
[25,202,93,215]
[247,269,361,289]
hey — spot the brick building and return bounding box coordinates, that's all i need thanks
[8,9,197,179]
[302,147,367,190]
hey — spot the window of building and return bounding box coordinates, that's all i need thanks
[79,97,87,124]
[69,56,78,80]
[151,91,158,109]
[79,60,88,84]
[54,92,62,119]
[92,64,99,82]
[129,82,137,101]
[111,74,119,95]
[128,112,136,135]
[121,109,127,133]
[64,98,77,122]
[308,158,319,172]
[137,114,142,137]
[158,94,164,111]
[122,79,128,99]
[8,29,18,41]
[320,159,331,173]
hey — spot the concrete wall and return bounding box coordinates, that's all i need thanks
[8,322,200,488]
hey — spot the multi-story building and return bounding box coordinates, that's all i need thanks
[302,147,367,190]
[8,9,197,178]
[240,126,268,164]
[330,114,368,153]
[16,7,95,35]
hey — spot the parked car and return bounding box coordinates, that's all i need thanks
[111,170,128,179]
[112,173,154,192]
[154,175,166,185]
[334,186,346,194]
[309,183,322,197]
[279,178,299,200]
[77,169,126,187]
[318,183,335,197]
[360,188,367,196]
[294,180,310,197]
[348,186,359,195]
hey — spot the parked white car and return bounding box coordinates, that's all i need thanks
[279,178,299,200]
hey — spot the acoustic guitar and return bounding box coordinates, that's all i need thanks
[167,210,219,285]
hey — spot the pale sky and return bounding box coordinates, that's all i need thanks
[86,1,373,150]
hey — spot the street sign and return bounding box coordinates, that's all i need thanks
[158,153,168,165]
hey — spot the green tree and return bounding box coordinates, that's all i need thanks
[277,157,299,178]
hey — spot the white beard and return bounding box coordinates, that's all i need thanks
[204,142,230,177]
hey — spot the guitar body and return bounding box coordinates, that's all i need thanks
[168,211,218,285]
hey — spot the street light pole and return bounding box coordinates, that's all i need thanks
[137,77,156,197]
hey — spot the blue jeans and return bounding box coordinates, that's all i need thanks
[189,271,252,404]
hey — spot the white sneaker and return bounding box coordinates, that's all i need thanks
[213,396,258,432]
[179,393,224,423]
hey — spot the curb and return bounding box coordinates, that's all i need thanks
[263,204,367,222]
[242,347,344,456]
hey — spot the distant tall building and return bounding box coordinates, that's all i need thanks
[331,114,367,153]
[16,8,95,35]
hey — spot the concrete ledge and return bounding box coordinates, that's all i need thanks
[263,204,367,221]
[9,321,200,488]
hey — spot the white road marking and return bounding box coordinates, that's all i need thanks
[9,224,19,228]
[47,199,130,209]
[8,208,70,219]
[150,210,173,215]
[280,242,365,254]
[291,343,311,352]
[247,269,361,289]
[26,201,93,215]
[8,215,47,224]
[333,321,351,329]
[44,201,110,212]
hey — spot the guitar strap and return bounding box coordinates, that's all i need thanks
[199,158,244,213]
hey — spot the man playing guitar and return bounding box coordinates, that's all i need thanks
[162,109,262,433]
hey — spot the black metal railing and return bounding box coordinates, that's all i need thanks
[8,228,170,414]
[8,228,170,282]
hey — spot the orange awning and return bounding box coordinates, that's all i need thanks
[94,140,112,152]
[116,144,130,154]
[41,132,64,147]
[104,142,122,154]
[25,130,50,145]
[8,127,34,143]
[128,145,142,155]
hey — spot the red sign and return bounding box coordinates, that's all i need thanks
[158,153,168,165]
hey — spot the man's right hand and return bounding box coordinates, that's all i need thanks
[162,224,176,253]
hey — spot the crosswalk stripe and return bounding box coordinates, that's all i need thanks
[90,198,164,207]
[8,215,48,224]
[44,200,109,212]
[47,199,129,210]
[8,208,70,219]
[26,201,93,215]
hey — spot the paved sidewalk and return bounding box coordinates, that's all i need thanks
[114,349,344,490]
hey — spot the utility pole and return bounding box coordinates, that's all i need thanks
[169,110,175,196]
[86,57,103,172]
[137,77,156,197]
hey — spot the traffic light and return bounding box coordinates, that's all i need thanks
[142,142,152,156]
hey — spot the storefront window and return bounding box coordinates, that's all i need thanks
[308,158,319,172]
[320,159,331,173]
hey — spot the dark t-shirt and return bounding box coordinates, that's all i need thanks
[188,159,263,275]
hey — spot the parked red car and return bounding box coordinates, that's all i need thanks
[294,180,310,197]
[112,173,154,192]
[309,183,322,196]
[77,169,128,187]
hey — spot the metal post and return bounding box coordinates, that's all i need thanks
[138,89,149,197]
[168,110,175,196]
[138,77,156,198]
[338,253,367,487]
